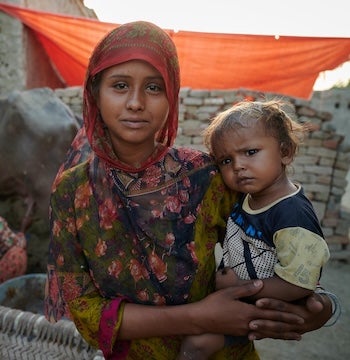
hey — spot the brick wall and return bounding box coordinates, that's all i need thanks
[55,86,350,260]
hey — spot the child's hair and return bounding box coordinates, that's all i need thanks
[203,99,306,160]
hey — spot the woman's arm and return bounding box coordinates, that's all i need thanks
[247,291,333,340]
[119,280,304,340]
[67,275,329,346]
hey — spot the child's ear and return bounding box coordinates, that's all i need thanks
[280,142,294,165]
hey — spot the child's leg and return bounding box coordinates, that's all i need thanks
[177,333,225,360]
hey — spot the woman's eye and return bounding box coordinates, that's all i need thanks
[146,83,163,93]
[113,82,128,90]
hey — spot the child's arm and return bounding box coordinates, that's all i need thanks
[246,274,313,302]
[216,268,312,302]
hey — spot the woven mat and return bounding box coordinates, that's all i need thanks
[0,305,104,359]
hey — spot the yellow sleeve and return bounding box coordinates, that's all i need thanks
[273,227,330,290]
[68,291,127,350]
[68,291,109,348]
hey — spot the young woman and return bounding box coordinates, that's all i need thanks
[45,22,333,360]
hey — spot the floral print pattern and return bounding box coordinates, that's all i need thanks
[45,147,257,359]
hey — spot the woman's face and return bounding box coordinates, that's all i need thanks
[97,60,169,164]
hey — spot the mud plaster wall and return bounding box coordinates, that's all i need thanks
[0,0,96,93]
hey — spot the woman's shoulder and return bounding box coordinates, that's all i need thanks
[52,160,90,193]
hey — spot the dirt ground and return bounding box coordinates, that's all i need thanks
[255,259,350,360]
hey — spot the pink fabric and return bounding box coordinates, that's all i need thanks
[0,216,27,284]
[99,298,130,359]
[0,246,27,283]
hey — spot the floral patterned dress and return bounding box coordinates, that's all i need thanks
[45,147,258,359]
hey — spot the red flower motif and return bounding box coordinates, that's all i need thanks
[129,259,148,283]
[52,219,63,237]
[144,165,162,186]
[137,289,149,302]
[66,217,77,235]
[183,176,191,188]
[165,232,175,247]
[57,254,64,266]
[148,250,167,282]
[99,198,118,229]
[94,238,107,257]
[151,209,163,218]
[74,182,92,208]
[178,189,189,203]
[184,213,196,224]
[165,195,182,213]
[76,214,89,230]
[108,260,123,278]
[153,293,166,305]
[186,241,198,264]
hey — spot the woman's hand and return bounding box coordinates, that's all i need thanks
[120,280,309,340]
[192,281,304,338]
[120,280,267,339]
[247,292,333,340]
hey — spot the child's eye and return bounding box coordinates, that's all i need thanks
[219,158,232,166]
[246,149,258,156]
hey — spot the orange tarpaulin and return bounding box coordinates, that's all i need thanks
[1,2,350,99]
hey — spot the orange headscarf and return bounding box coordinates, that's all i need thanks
[83,21,180,172]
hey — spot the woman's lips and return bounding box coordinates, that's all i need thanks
[122,119,147,128]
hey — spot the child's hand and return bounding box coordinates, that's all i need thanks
[216,267,242,290]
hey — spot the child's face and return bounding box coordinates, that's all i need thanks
[213,121,293,198]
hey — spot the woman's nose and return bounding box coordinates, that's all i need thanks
[126,90,145,111]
